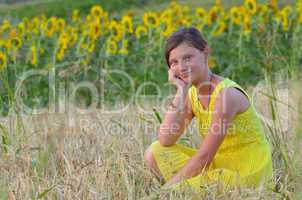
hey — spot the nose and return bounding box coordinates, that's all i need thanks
[179,61,187,73]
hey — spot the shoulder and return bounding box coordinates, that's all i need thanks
[214,85,250,116]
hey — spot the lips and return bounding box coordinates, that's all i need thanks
[180,70,191,79]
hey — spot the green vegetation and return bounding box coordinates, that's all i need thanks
[0,1,301,198]
[0,0,168,19]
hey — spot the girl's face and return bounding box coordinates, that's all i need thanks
[168,42,208,85]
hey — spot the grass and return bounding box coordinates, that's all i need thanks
[0,0,301,199]
[0,0,297,20]
[0,0,169,19]
[0,74,301,199]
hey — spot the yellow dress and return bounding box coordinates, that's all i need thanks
[151,78,273,193]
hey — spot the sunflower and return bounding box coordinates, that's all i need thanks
[87,41,95,53]
[0,40,5,48]
[81,57,89,66]
[45,17,57,37]
[39,47,45,55]
[105,38,118,56]
[8,28,18,38]
[195,7,206,20]
[39,15,47,27]
[143,12,160,28]
[89,21,102,40]
[258,4,269,16]
[298,1,302,10]
[79,33,90,51]
[215,0,221,5]
[125,10,135,18]
[169,1,182,17]
[278,6,292,31]
[56,18,66,32]
[119,39,129,55]
[121,15,133,33]
[276,11,289,31]
[298,1,302,24]
[28,45,38,66]
[243,14,251,35]
[72,9,80,22]
[160,9,173,23]
[244,0,257,15]
[58,32,69,49]
[10,50,17,63]
[4,41,11,52]
[9,36,22,49]
[195,22,205,32]
[22,17,29,28]
[108,20,123,41]
[67,27,78,46]
[135,25,147,39]
[207,5,224,26]
[1,19,11,33]
[160,22,175,37]
[299,14,302,24]
[101,11,110,27]
[17,22,26,35]
[281,6,292,16]
[270,0,278,11]
[230,7,242,25]
[86,14,93,24]
[28,17,40,34]
[56,47,65,61]
[208,56,216,69]
[90,5,103,18]
[0,51,7,70]
[212,20,226,37]
[281,18,288,32]
[33,17,40,28]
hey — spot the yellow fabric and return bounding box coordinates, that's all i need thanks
[151,78,273,193]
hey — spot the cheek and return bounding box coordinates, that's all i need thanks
[171,66,181,75]
[190,60,200,71]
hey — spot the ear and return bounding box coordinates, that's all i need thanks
[203,46,210,64]
[203,46,210,56]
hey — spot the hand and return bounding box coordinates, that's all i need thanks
[162,181,173,190]
[168,68,191,90]
[161,173,183,189]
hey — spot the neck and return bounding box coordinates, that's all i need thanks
[194,72,214,95]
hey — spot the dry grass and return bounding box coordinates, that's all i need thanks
[0,78,301,199]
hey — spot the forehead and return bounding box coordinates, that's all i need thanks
[169,42,200,60]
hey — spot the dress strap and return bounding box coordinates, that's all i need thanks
[188,78,251,116]
[209,78,251,112]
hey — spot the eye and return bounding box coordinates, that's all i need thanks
[184,55,192,62]
[170,60,177,67]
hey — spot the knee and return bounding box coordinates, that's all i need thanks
[144,146,155,167]
[144,140,170,166]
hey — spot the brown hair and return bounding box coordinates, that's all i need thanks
[165,27,208,68]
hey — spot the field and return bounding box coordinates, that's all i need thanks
[0,0,301,199]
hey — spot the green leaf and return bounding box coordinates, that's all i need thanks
[152,107,162,124]
[37,185,56,199]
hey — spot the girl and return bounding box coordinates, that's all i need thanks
[144,27,273,193]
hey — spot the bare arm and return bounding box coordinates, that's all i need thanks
[163,87,250,187]
[158,69,194,147]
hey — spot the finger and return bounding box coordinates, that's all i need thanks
[168,70,174,81]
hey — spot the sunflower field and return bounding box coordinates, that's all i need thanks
[0,1,302,199]
[0,0,301,115]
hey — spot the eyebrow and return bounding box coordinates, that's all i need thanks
[169,58,177,65]
[169,53,193,64]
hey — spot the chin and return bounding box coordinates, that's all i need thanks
[182,78,192,85]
